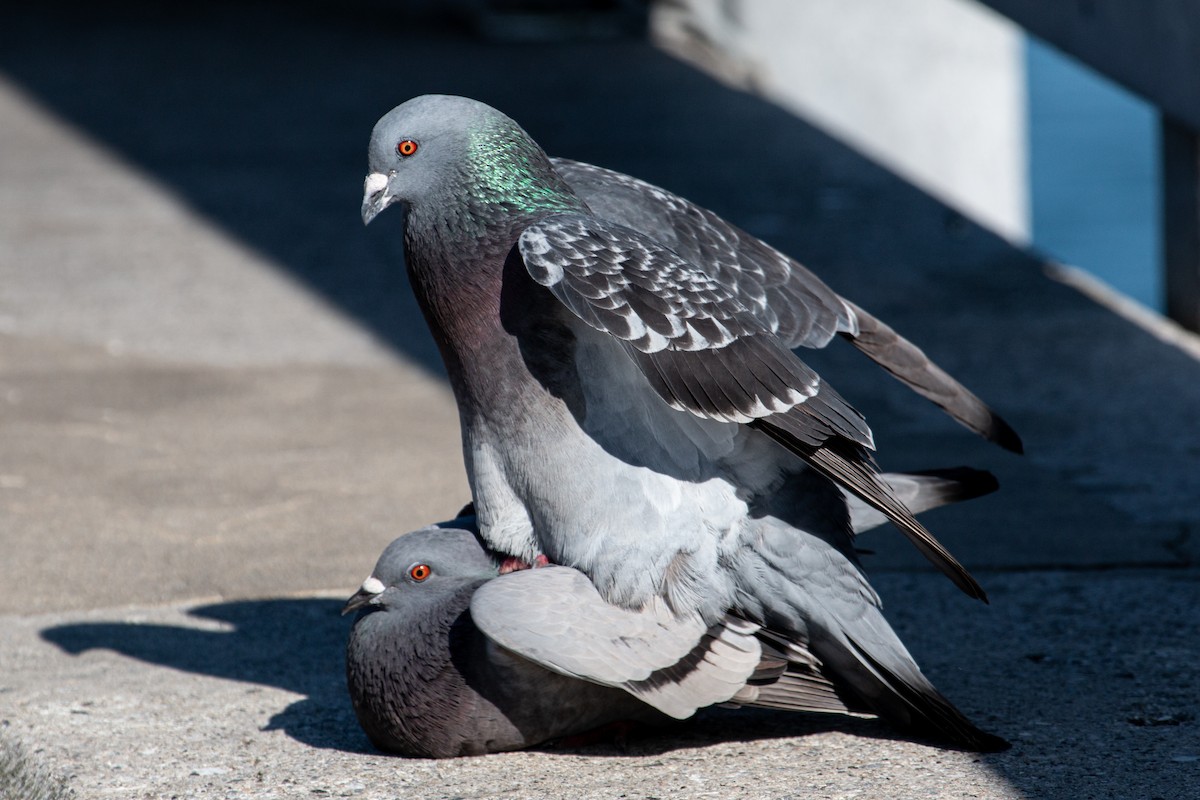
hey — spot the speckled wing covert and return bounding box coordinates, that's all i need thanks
[552,158,1022,454]
[518,213,987,601]
[470,566,762,719]
[519,213,872,440]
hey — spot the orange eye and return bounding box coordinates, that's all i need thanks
[397,139,418,157]
[409,563,431,581]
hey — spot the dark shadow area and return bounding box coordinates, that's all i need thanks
[529,707,904,758]
[40,599,372,752]
[6,0,1197,505]
[887,568,1200,800]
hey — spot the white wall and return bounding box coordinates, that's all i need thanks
[653,0,1028,241]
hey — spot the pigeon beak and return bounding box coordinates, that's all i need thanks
[361,172,395,226]
[341,575,386,615]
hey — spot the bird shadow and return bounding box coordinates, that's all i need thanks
[37,597,921,758]
[40,598,372,753]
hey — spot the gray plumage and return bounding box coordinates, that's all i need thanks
[347,474,1005,757]
[344,524,664,758]
[359,95,1014,750]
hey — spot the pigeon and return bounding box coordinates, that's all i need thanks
[359,94,1016,742]
[344,522,667,757]
[362,94,1019,610]
[345,470,1006,758]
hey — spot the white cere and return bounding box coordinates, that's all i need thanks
[364,173,389,196]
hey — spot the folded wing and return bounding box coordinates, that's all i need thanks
[470,566,761,719]
[518,213,985,601]
[553,159,1021,453]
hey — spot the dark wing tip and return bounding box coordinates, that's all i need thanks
[753,419,989,603]
[846,636,1010,753]
[986,414,1025,454]
[955,566,989,604]
[810,443,989,603]
[837,307,1024,456]
[908,710,1011,753]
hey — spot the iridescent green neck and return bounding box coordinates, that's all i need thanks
[465,122,582,216]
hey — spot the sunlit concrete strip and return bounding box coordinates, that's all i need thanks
[0,74,467,616]
[0,74,395,368]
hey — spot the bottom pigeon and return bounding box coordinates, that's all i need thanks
[344,471,1008,758]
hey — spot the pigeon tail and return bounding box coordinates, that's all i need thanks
[902,467,1000,502]
[847,467,999,535]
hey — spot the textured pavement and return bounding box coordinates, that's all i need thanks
[1,4,1198,798]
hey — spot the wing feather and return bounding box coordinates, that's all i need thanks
[553,158,1021,453]
[470,566,762,719]
[518,213,984,600]
[841,300,1023,452]
[516,212,984,599]
[751,419,987,601]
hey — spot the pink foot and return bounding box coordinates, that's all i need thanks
[498,553,552,574]
[498,556,528,574]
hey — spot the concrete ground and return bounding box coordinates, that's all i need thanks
[1,3,1197,798]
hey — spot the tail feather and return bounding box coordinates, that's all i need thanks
[728,615,1009,752]
[847,467,998,535]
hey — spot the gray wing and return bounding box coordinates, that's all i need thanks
[519,213,872,440]
[842,299,1022,452]
[551,158,851,348]
[518,213,986,601]
[470,566,762,719]
[553,158,1021,453]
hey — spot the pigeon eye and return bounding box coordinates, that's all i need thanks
[397,139,418,157]
[408,563,431,581]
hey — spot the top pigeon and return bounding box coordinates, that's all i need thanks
[361,95,1020,615]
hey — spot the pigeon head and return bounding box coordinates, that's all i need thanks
[342,527,498,616]
[361,94,580,226]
